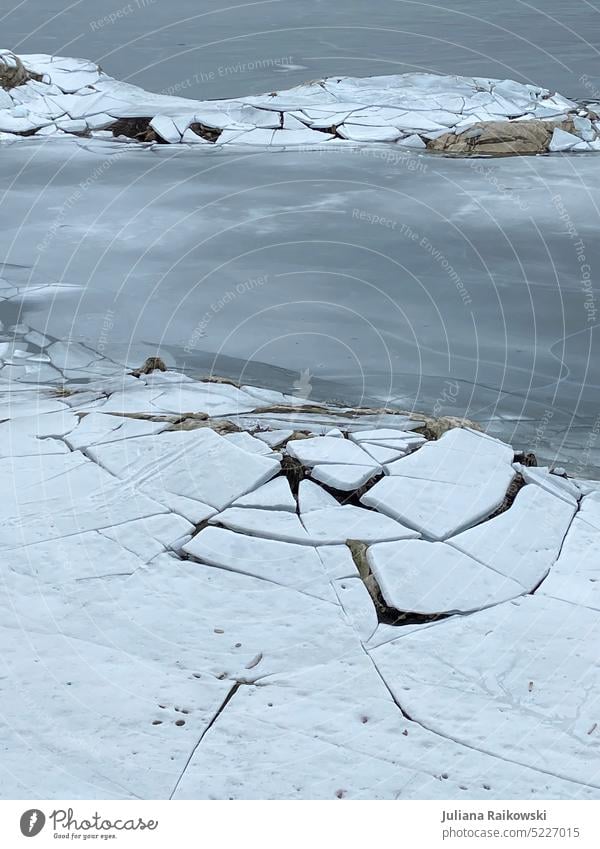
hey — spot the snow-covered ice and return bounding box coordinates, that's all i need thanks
[0,351,598,799]
[300,505,419,544]
[311,462,381,491]
[0,49,597,157]
[371,595,600,788]
[287,435,379,466]
[183,525,335,602]
[232,476,296,511]
[367,539,524,614]
[448,484,576,590]
[361,428,515,539]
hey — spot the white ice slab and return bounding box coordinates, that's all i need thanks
[87,428,280,511]
[316,545,359,580]
[65,412,166,450]
[513,463,580,506]
[232,476,296,511]
[224,127,275,146]
[149,115,182,143]
[385,426,514,480]
[223,430,274,456]
[173,649,597,799]
[0,624,232,798]
[549,127,581,152]
[539,509,600,611]
[362,428,515,539]
[368,539,523,614]
[254,429,294,448]
[144,491,216,525]
[578,491,600,530]
[287,435,379,467]
[312,463,381,491]
[361,473,513,541]
[301,505,419,544]
[183,525,333,601]
[397,134,426,148]
[0,409,77,457]
[232,410,424,435]
[0,387,68,418]
[182,128,211,144]
[0,452,166,549]
[4,528,144,583]
[449,485,576,590]
[298,479,340,512]
[24,330,51,347]
[271,128,334,145]
[209,506,310,543]
[46,340,99,371]
[371,595,600,788]
[573,116,595,141]
[361,443,407,464]
[338,124,401,142]
[100,513,195,562]
[332,577,378,642]
[350,427,422,443]
[151,382,259,416]
[1,544,359,681]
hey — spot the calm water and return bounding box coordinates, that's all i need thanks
[2,0,600,100]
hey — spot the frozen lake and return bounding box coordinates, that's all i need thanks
[3,0,600,101]
[2,3,600,805]
[1,0,599,472]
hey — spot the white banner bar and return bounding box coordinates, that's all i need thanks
[0,800,597,848]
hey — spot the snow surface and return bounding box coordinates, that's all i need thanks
[0,356,598,799]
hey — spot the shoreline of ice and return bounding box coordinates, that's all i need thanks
[2,48,600,155]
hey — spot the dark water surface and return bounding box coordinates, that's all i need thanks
[2,0,600,100]
[0,138,598,473]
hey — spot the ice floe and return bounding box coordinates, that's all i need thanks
[209,506,311,544]
[448,484,576,590]
[1,353,599,799]
[0,50,597,156]
[367,539,524,614]
[539,494,600,611]
[312,462,381,491]
[300,505,419,544]
[232,476,296,511]
[183,525,335,601]
[361,428,514,540]
[85,427,280,512]
[286,434,380,466]
[371,595,600,788]
[172,650,598,799]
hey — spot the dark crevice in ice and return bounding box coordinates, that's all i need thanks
[184,122,222,143]
[108,117,157,142]
[75,572,135,581]
[280,453,307,496]
[487,472,527,520]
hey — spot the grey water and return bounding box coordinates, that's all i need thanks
[0,0,599,473]
[3,0,600,101]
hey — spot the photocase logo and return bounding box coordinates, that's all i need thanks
[19,809,45,837]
